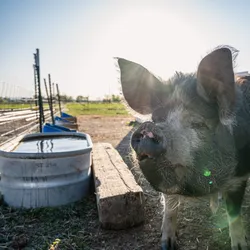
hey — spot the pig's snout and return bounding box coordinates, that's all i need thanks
[131,122,166,161]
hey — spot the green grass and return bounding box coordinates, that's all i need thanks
[0,103,32,110]
[0,103,50,110]
[66,102,129,116]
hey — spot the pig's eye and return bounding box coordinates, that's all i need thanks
[191,122,208,129]
[152,116,166,123]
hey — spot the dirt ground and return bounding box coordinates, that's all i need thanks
[1,115,249,250]
[77,115,250,250]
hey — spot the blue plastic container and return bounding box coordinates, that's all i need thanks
[61,112,74,118]
[55,116,78,130]
[42,123,77,133]
[55,116,72,123]
[61,112,77,123]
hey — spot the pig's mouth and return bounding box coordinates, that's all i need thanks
[137,153,181,194]
[137,153,155,162]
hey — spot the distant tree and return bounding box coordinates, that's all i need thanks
[103,95,111,103]
[60,94,74,102]
[60,94,67,102]
[111,94,121,102]
[102,94,121,103]
[3,97,10,103]
[76,95,89,102]
[83,96,89,102]
[76,95,83,102]
[67,96,74,102]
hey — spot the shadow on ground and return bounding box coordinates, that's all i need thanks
[0,115,249,250]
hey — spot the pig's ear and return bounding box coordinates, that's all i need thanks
[197,48,236,125]
[117,58,170,114]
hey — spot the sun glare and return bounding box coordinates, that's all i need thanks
[108,6,208,80]
[52,4,210,99]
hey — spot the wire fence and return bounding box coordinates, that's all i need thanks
[0,82,35,111]
[0,82,60,145]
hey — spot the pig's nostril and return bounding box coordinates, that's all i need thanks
[136,138,141,143]
[132,134,142,143]
[131,133,143,152]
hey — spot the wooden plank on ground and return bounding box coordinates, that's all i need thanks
[92,143,144,230]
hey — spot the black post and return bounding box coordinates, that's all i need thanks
[52,82,55,101]
[34,49,44,132]
[56,83,62,117]
[44,79,50,109]
[33,64,39,121]
[48,74,55,124]
[33,65,38,106]
[44,78,53,124]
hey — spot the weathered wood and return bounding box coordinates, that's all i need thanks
[55,121,78,130]
[92,143,144,230]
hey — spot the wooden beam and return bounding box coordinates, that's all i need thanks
[92,143,144,230]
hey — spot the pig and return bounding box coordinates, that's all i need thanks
[117,46,250,250]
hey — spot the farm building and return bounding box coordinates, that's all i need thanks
[235,71,250,78]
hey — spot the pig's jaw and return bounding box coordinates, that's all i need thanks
[138,155,224,197]
[137,155,206,196]
[157,106,202,167]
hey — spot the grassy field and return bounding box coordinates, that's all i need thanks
[0,102,128,115]
[0,103,50,110]
[66,102,128,116]
[0,103,32,110]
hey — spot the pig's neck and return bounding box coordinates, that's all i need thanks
[234,84,250,149]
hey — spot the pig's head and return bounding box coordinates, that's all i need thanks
[117,47,240,197]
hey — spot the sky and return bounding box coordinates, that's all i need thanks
[1,0,250,100]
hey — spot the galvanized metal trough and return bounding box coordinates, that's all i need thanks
[0,132,92,208]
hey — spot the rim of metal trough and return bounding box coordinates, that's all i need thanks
[0,132,93,159]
